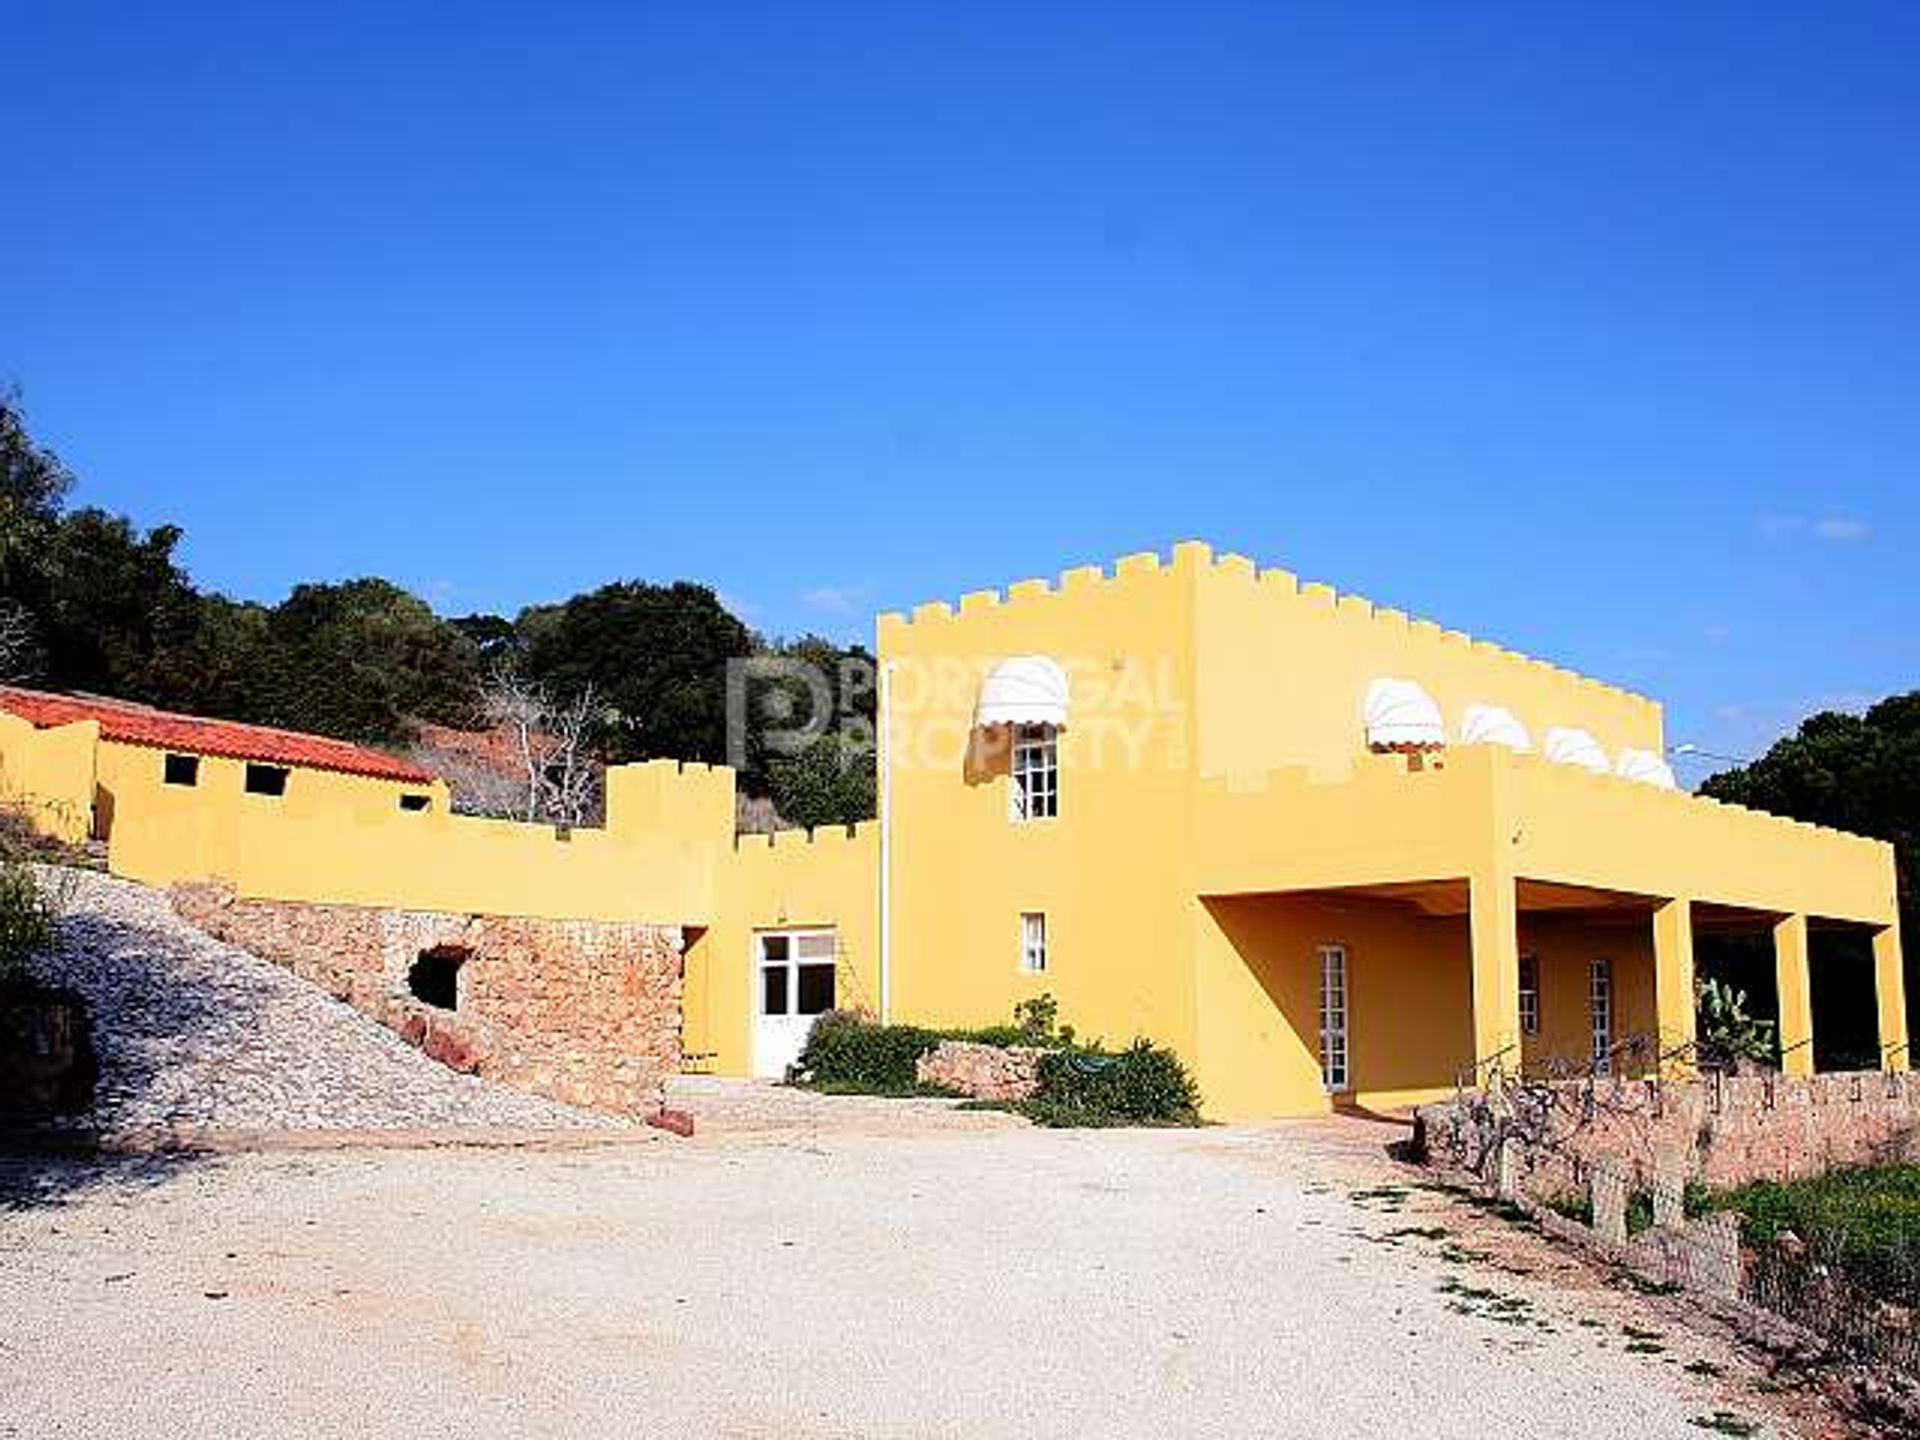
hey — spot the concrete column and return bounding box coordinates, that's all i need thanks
[1652,897,1697,1074]
[1874,921,1909,1073]
[1773,913,1815,1078]
[1469,871,1522,1088]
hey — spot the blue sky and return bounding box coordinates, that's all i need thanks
[6,3,1916,769]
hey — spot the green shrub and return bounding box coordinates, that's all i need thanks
[0,857,57,984]
[1696,977,1775,1070]
[1024,1039,1201,1127]
[1011,992,1075,1047]
[788,1011,945,1094]
[788,1005,1202,1125]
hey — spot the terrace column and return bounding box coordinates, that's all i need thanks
[1651,897,1697,1075]
[1468,870,1522,1089]
[1773,913,1815,1078]
[1874,921,1909,1073]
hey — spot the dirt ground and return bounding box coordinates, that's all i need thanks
[0,1107,1830,1439]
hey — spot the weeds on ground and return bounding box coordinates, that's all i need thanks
[1687,1412,1760,1437]
[1346,1185,1413,1213]
[1700,1164,1920,1310]
[1437,1275,1538,1327]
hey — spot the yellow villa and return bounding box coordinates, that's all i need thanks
[696,541,1906,1118]
[0,542,1906,1120]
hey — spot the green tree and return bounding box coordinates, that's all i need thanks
[522,580,752,765]
[449,613,520,666]
[244,579,484,742]
[765,731,876,831]
[0,387,72,605]
[748,634,877,827]
[40,508,202,699]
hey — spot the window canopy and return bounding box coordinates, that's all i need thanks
[1543,726,1611,774]
[975,655,1070,728]
[1615,747,1678,790]
[1459,702,1532,753]
[1363,677,1445,750]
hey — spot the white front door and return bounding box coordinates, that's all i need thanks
[753,929,837,1078]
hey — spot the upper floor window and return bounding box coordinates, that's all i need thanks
[244,763,290,797]
[163,753,200,787]
[1010,724,1058,822]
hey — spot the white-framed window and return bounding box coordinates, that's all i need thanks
[1518,954,1540,1037]
[1317,944,1349,1093]
[1020,912,1048,973]
[1010,724,1058,822]
[1589,958,1613,1074]
[758,929,839,1019]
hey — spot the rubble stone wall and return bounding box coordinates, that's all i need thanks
[1418,1070,1920,1195]
[916,1040,1043,1101]
[172,882,682,1114]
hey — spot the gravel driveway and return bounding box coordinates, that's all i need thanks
[0,1122,1803,1439]
[22,868,618,1132]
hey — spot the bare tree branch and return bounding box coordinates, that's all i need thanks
[0,600,39,682]
[472,664,602,826]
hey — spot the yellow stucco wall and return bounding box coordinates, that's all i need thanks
[105,751,731,926]
[1194,892,1479,1119]
[93,739,436,839]
[875,547,1204,1064]
[1520,918,1658,1080]
[1192,551,1665,784]
[0,713,99,843]
[690,822,881,1074]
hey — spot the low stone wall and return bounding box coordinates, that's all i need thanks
[172,883,682,1115]
[1417,1070,1920,1196]
[916,1040,1043,1101]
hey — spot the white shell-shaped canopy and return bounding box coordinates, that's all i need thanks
[1363,677,1446,750]
[1615,747,1678,789]
[1543,726,1611,774]
[975,655,1070,728]
[1458,702,1533,753]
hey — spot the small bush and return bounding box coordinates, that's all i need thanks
[0,858,57,984]
[787,1004,1201,1125]
[789,1011,946,1095]
[1011,992,1075,1047]
[1024,1039,1201,1128]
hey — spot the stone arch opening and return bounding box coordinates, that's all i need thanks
[408,945,469,1011]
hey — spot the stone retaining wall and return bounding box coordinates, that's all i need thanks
[916,1040,1043,1101]
[172,883,682,1114]
[1418,1070,1920,1196]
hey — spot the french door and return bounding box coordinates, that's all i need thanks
[753,929,838,1078]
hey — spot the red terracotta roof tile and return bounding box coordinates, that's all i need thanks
[0,686,436,785]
